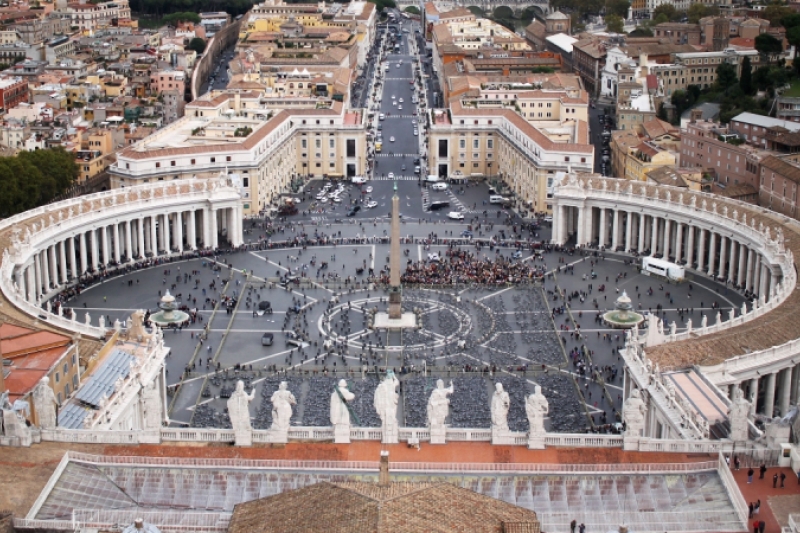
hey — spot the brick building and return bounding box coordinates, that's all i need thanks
[759,155,800,219]
[0,77,28,113]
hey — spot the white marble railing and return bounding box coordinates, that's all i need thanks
[0,177,241,338]
[636,438,732,454]
[717,452,749,527]
[40,428,161,444]
[445,428,492,441]
[543,434,624,447]
[160,428,236,442]
[700,336,800,384]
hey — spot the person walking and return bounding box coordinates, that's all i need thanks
[753,519,759,533]
[773,473,779,488]
[748,502,754,518]
[747,468,754,483]
[760,464,767,479]
[734,456,740,470]
[570,520,576,533]
[781,472,786,488]
[759,520,765,533]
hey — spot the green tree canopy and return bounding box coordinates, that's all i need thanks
[740,55,754,95]
[606,13,624,33]
[628,27,653,37]
[187,37,207,54]
[653,4,680,21]
[493,6,514,19]
[0,148,78,217]
[787,25,800,49]
[466,5,485,17]
[687,3,718,23]
[781,12,800,29]
[403,5,420,14]
[755,33,783,61]
[763,3,795,26]
[715,61,738,92]
[163,11,200,24]
[605,0,630,18]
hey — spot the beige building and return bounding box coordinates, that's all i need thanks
[427,100,593,214]
[111,92,366,215]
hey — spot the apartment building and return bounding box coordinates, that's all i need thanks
[64,0,132,32]
[427,100,593,213]
[111,92,366,215]
[0,76,27,112]
[758,155,800,219]
[672,48,759,89]
[730,113,800,149]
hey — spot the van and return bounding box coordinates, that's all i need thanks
[379,113,385,120]
[425,175,440,183]
[489,195,507,205]
[352,176,367,184]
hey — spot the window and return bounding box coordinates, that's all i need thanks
[346,139,356,158]
[473,162,479,168]
[226,156,231,162]
[329,138,335,149]
[155,162,160,168]
[191,159,195,165]
[438,139,448,158]
[302,139,307,148]
[459,139,466,149]
[65,383,70,396]
[242,177,249,187]
[171,160,176,166]
[211,157,216,163]
[487,139,493,149]
[55,372,60,383]
[564,157,570,162]
[63,363,68,374]
[315,139,321,149]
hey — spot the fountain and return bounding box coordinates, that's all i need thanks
[148,290,190,327]
[603,291,644,329]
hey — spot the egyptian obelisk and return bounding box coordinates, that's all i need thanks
[388,181,402,319]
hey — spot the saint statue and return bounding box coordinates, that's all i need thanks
[32,377,58,429]
[427,379,454,428]
[270,381,296,432]
[330,379,355,427]
[728,386,751,442]
[374,370,399,438]
[623,388,647,437]
[525,385,549,435]
[491,383,510,431]
[227,380,255,434]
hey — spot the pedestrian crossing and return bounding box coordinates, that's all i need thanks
[373,153,420,158]
[372,175,419,181]
[446,190,479,214]
[380,114,418,119]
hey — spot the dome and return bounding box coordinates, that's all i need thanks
[547,10,569,20]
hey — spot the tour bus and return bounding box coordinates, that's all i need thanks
[641,256,685,282]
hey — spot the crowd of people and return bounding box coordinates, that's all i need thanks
[397,248,546,285]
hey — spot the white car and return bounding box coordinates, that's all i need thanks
[413,129,418,136]
[390,136,395,142]
[388,172,395,179]
[333,197,342,203]
[427,253,440,262]
[318,197,328,204]
[399,98,404,103]
[432,182,448,191]
[447,211,464,220]
[365,186,373,193]
[398,105,402,110]
[366,201,378,209]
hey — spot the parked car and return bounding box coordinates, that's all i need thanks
[261,333,274,346]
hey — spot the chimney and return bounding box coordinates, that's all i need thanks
[690,108,702,124]
[378,451,390,487]
[134,519,144,530]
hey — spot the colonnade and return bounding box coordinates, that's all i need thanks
[553,205,780,300]
[734,366,800,418]
[17,205,242,302]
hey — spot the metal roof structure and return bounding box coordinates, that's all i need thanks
[57,402,92,429]
[74,349,136,409]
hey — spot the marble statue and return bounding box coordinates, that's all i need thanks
[270,381,296,432]
[525,385,549,435]
[373,370,399,443]
[331,379,355,443]
[330,379,355,426]
[140,378,163,430]
[85,312,91,326]
[228,380,255,445]
[701,314,707,329]
[491,383,510,431]
[728,386,751,441]
[32,377,57,429]
[623,389,647,437]
[427,379,454,428]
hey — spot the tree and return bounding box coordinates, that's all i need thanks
[628,27,654,37]
[0,148,78,217]
[755,33,783,61]
[740,56,753,95]
[653,4,678,21]
[781,13,800,29]
[786,25,800,49]
[687,3,718,23]
[606,13,624,33]
[493,6,514,19]
[403,5,420,14]
[163,11,200,24]
[763,3,794,26]
[187,37,206,54]
[715,62,738,92]
[605,0,630,18]
[653,13,669,24]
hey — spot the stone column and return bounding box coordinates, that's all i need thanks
[48,245,57,287]
[125,220,133,262]
[79,231,88,275]
[576,206,586,246]
[112,222,121,264]
[674,223,683,264]
[612,209,620,250]
[718,235,727,280]
[685,226,695,268]
[728,238,737,283]
[760,263,769,301]
[625,211,633,252]
[637,213,646,252]
[662,219,671,259]
[707,232,717,276]
[42,249,51,292]
[99,225,108,266]
[162,214,171,253]
[187,209,197,250]
[33,253,42,299]
[599,208,607,248]
[150,215,158,255]
[737,243,747,287]
[746,248,755,291]
[791,365,800,406]
[26,265,35,302]
[232,206,243,247]
[650,216,658,254]
[780,367,793,416]
[210,208,219,249]
[68,236,76,280]
[764,372,777,417]
[175,211,184,252]
[696,229,705,271]
[750,377,759,416]
[137,218,145,259]
[58,241,67,285]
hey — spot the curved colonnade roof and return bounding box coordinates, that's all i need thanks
[563,176,800,369]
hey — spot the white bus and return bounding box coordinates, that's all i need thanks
[641,257,685,282]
